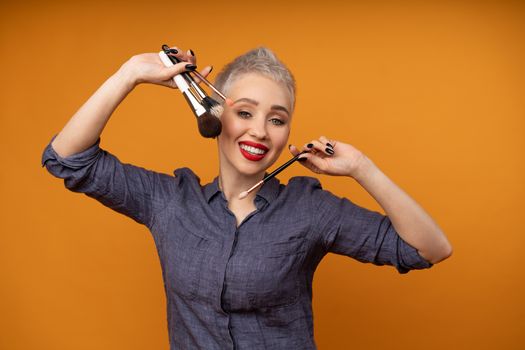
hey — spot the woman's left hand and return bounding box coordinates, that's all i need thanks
[289,136,368,179]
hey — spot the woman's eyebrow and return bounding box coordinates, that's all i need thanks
[234,98,259,105]
[271,105,290,116]
[234,97,289,116]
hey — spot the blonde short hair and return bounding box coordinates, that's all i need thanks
[212,47,296,112]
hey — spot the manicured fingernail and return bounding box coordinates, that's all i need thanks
[326,143,333,148]
[307,143,313,148]
[298,157,307,161]
[326,147,334,155]
[169,48,178,54]
[189,49,195,56]
[288,144,292,149]
[185,64,197,71]
[209,65,213,73]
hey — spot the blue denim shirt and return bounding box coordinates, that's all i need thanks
[41,135,433,349]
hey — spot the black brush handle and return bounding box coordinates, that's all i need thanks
[262,150,308,183]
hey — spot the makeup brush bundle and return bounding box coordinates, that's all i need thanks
[159,44,230,138]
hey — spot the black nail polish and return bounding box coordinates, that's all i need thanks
[169,48,178,54]
[326,147,334,155]
[189,49,195,56]
[288,144,292,149]
[185,64,197,71]
[307,143,313,148]
[326,143,333,148]
[209,65,213,73]
[298,157,307,161]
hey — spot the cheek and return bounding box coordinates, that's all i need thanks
[221,114,245,138]
[271,128,290,148]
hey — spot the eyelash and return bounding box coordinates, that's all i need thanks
[237,111,285,126]
[238,111,251,118]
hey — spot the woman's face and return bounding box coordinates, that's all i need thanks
[217,72,293,177]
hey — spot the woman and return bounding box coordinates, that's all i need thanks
[42,45,452,349]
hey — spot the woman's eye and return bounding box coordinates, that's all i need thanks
[238,111,251,118]
[270,118,285,126]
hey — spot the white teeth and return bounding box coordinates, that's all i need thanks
[240,144,267,155]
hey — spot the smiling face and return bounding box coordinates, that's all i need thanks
[217,72,293,178]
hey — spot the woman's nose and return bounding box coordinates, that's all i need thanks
[247,118,268,139]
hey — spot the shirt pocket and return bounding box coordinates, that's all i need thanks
[164,229,217,301]
[247,237,307,309]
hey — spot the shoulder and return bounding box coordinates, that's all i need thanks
[171,167,202,186]
[287,175,321,187]
[287,175,329,191]
[282,175,326,199]
[283,175,348,208]
[172,166,201,181]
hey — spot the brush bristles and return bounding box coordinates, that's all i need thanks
[197,113,222,138]
[201,96,224,119]
[209,104,224,119]
[238,191,249,200]
[195,96,223,138]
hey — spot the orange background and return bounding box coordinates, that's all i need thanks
[1,1,524,349]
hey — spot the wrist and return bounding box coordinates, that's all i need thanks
[351,154,378,183]
[114,63,139,91]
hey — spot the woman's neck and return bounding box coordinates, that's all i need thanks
[218,165,265,205]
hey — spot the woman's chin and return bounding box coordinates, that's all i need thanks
[235,165,266,177]
[234,160,270,177]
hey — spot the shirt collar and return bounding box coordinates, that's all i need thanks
[203,173,280,204]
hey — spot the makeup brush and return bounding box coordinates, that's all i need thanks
[162,46,226,115]
[238,150,309,200]
[161,46,233,107]
[158,47,222,138]
[190,70,234,107]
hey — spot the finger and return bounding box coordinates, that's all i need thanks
[187,49,197,65]
[161,61,197,80]
[297,153,324,173]
[288,144,301,157]
[319,135,335,150]
[191,66,213,84]
[303,140,333,156]
[297,153,313,168]
[298,153,327,173]
[318,135,335,156]
[166,46,187,62]
[157,79,178,89]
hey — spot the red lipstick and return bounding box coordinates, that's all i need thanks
[238,141,269,162]
[239,141,269,151]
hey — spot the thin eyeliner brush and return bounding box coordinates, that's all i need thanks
[238,150,309,200]
[190,70,234,106]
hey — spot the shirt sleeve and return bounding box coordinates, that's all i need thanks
[311,179,433,274]
[41,134,177,228]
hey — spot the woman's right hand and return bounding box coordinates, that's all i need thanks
[118,46,213,89]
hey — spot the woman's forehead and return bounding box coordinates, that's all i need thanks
[227,73,292,111]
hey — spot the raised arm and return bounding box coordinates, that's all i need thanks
[350,155,452,264]
[51,48,210,157]
[290,136,453,266]
[42,46,213,228]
